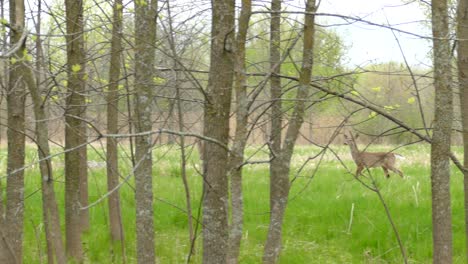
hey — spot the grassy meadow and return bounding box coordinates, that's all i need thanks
[14,143,467,263]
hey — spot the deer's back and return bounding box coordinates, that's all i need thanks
[358,152,395,168]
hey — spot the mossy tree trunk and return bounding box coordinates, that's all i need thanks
[64,0,88,261]
[263,1,316,263]
[3,0,26,262]
[107,0,125,260]
[202,0,235,263]
[431,0,453,263]
[134,0,158,263]
[227,1,252,263]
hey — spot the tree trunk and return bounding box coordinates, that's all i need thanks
[25,65,66,264]
[4,0,26,262]
[134,1,157,263]
[107,0,125,260]
[64,0,87,261]
[165,1,195,252]
[263,1,284,261]
[457,0,468,261]
[263,1,316,263]
[431,0,453,263]
[227,1,252,263]
[202,0,235,263]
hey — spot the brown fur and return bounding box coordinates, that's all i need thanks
[344,133,403,178]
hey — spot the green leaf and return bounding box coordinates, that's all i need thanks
[371,86,381,92]
[153,77,166,85]
[407,97,415,104]
[350,91,359,96]
[71,64,81,73]
[136,0,147,6]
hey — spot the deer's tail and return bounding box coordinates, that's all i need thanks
[394,153,405,160]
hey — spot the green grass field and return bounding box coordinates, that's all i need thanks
[15,143,467,263]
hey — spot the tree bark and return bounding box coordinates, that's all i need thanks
[227,1,252,263]
[263,1,284,261]
[431,0,453,263]
[134,0,157,263]
[25,63,66,264]
[202,0,235,263]
[165,0,195,252]
[263,1,316,263]
[64,0,87,261]
[4,0,26,262]
[457,0,468,261]
[107,0,125,260]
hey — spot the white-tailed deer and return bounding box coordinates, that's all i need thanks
[343,133,404,178]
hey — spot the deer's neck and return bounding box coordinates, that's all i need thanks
[348,143,361,162]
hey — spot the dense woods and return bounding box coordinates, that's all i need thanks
[0,0,465,263]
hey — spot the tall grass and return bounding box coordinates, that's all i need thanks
[17,143,466,263]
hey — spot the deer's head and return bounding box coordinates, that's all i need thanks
[343,132,359,146]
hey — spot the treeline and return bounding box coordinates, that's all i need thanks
[0,0,461,263]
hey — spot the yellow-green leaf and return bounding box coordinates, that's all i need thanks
[371,86,381,92]
[407,97,415,104]
[384,105,395,111]
[368,111,377,118]
[71,64,81,73]
[153,77,166,85]
[136,0,147,6]
[350,91,359,96]
[25,54,33,62]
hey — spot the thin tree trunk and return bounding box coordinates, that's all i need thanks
[263,1,316,263]
[25,64,66,264]
[457,0,468,261]
[165,1,195,251]
[177,83,194,251]
[30,3,66,263]
[431,0,453,263]
[5,0,26,262]
[64,0,87,261]
[0,1,10,261]
[0,0,5,147]
[34,2,53,262]
[107,0,125,260]
[227,1,252,263]
[134,1,157,263]
[263,1,283,261]
[202,0,235,263]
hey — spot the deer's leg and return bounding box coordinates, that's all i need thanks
[390,167,404,178]
[355,165,363,177]
[382,166,390,178]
